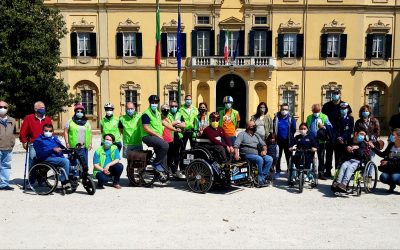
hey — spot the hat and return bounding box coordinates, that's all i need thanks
[223,96,234,103]
[340,102,349,109]
[74,103,85,111]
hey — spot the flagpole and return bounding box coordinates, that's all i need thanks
[177,4,181,107]
[156,0,160,97]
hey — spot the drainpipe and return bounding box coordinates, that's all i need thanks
[301,0,309,122]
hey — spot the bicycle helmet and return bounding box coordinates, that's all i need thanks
[209,112,220,121]
[104,103,114,109]
[148,95,160,103]
[223,96,234,103]
[74,102,85,111]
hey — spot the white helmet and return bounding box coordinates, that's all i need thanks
[104,103,114,109]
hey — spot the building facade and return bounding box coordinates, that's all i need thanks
[45,0,400,130]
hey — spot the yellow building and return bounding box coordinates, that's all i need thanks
[45,0,400,130]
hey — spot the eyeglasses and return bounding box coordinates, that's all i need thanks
[44,130,53,133]
[0,106,8,109]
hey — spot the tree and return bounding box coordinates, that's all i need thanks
[0,0,77,119]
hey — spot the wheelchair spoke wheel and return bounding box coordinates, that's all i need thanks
[298,171,304,193]
[28,163,58,195]
[82,176,96,195]
[364,161,378,193]
[186,160,213,193]
[127,164,156,187]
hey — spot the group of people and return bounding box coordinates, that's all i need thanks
[0,88,400,193]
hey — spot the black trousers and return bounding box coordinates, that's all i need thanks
[277,140,291,172]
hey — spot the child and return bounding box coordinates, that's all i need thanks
[266,133,279,179]
[331,127,371,193]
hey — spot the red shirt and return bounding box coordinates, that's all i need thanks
[19,114,53,143]
[202,126,231,147]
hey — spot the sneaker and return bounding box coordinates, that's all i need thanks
[273,172,280,179]
[97,183,105,189]
[176,170,186,179]
[0,185,14,191]
[337,183,347,193]
[388,184,396,193]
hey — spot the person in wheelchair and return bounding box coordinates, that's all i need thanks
[288,123,318,181]
[201,112,234,167]
[234,121,273,187]
[33,124,75,187]
[331,127,371,193]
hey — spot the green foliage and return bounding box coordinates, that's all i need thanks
[0,0,77,119]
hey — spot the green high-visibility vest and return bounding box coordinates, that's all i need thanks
[140,107,164,138]
[119,114,141,146]
[167,112,183,139]
[219,108,239,127]
[178,106,198,130]
[100,116,121,142]
[93,145,118,178]
[306,113,329,143]
[68,119,91,148]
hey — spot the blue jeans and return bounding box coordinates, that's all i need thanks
[380,173,400,186]
[337,159,360,184]
[229,136,237,146]
[95,163,124,185]
[44,157,70,182]
[0,150,12,187]
[28,143,36,170]
[245,153,273,184]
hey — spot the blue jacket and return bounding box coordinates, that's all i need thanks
[33,135,65,161]
[273,113,296,143]
[338,115,354,141]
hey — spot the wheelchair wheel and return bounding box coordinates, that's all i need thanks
[128,166,156,187]
[82,176,96,195]
[363,161,378,193]
[298,171,304,193]
[28,163,58,195]
[186,159,213,193]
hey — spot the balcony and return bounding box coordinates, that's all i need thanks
[191,56,277,69]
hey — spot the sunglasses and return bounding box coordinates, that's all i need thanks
[0,106,8,109]
[170,105,178,108]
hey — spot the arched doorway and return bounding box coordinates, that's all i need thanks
[216,74,246,128]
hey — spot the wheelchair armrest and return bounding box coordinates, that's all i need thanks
[195,137,221,144]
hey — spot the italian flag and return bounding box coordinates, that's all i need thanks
[155,0,161,67]
[224,30,230,64]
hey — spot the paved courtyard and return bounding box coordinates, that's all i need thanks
[0,136,399,249]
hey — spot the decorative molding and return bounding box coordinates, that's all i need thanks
[71,18,95,31]
[120,82,141,111]
[368,20,391,34]
[164,83,185,104]
[117,18,140,31]
[323,19,345,33]
[123,58,137,65]
[326,58,341,65]
[371,59,385,66]
[219,16,245,29]
[278,82,299,116]
[282,58,297,66]
[279,19,301,33]
[75,81,98,118]
[78,58,91,64]
[162,19,185,32]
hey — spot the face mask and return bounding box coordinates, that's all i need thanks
[0,108,7,116]
[357,134,365,143]
[332,94,340,101]
[162,110,169,116]
[361,111,370,118]
[199,108,206,114]
[106,111,113,116]
[36,108,45,116]
[248,126,257,133]
[75,112,84,119]
[44,131,53,138]
[150,104,158,111]
[211,121,219,128]
[171,107,178,114]
[225,103,232,109]
[126,109,135,116]
[185,100,192,106]
[313,112,320,117]
[104,140,113,149]
[281,110,288,116]
[299,129,307,136]
[260,108,266,113]
[389,134,396,143]
[340,109,348,116]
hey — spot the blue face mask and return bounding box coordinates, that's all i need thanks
[37,108,45,115]
[332,95,340,101]
[150,104,158,111]
[357,134,365,143]
[75,112,84,119]
[171,107,178,114]
[389,134,396,143]
[104,140,113,149]
[126,109,135,116]
[225,103,232,109]
[185,100,192,106]
[340,109,348,116]
[362,111,370,118]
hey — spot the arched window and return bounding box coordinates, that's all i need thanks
[74,80,99,116]
[120,81,141,112]
[164,82,185,104]
[365,81,387,118]
[321,82,342,104]
[279,82,299,116]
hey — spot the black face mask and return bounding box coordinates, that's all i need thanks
[162,110,169,116]
[248,126,257,133]
[199,108,206,114]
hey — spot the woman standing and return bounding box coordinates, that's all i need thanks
[193,102,209,138]
[355,105,381,149]
[251,102,273,143]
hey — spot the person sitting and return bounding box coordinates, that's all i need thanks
[93,134,124,189]
[201,112,234,167]
[33,124,74,187]
[234,121,273,187]
[288,123,318,183]
[369,128,400,193]
[331,127,370,193]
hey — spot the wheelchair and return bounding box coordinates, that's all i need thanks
[332,159,378,196]
[180,138,254,193]
[287,149,318,193]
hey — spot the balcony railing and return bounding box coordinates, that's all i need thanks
[191,56,277,68]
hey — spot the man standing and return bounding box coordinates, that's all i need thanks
[273,103,296,178]
[389,102,400,131]
[219,96,240,145]
[334,102,354,169]
[306,104,332,180]
[322,89,352,178]
[178,95,198,150]
[119,102,142,158]
[0,101,16,190]
[100,103,122,151]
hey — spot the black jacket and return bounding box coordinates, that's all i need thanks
[322,100,353,131]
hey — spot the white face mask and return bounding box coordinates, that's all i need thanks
[299,129,307,136]
[44,131,53,138]
[281,110,289,116]
[106,111,113,116]
[313,112,320,117]
[0,108,7,116]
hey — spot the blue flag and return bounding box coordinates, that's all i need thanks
[177,5,182,75]
[232,32,240,60]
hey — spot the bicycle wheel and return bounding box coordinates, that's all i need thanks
[298,171,304,193]
[186,159,213,193]
[363,161,378,193]
[82,176,96,195]
[28,163,58,195]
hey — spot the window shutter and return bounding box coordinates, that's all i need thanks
[136,32,143,57]
[191,30,197,56]
[89,33,97,57]
[277,34,284,58]
[181,33,187,57]
[239,30,245,56]
[320,34,327,58]
[339,34,347,58]
[116,32,123,57]
[384,34,392,59]
[365,34,373,59]
[210,30,215,56]
[161,33,167,57]
[219,30,225,56]
[266,30,272,57]
[248,30,255,56]
[296,34,304,58]
[70,32,77,57]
